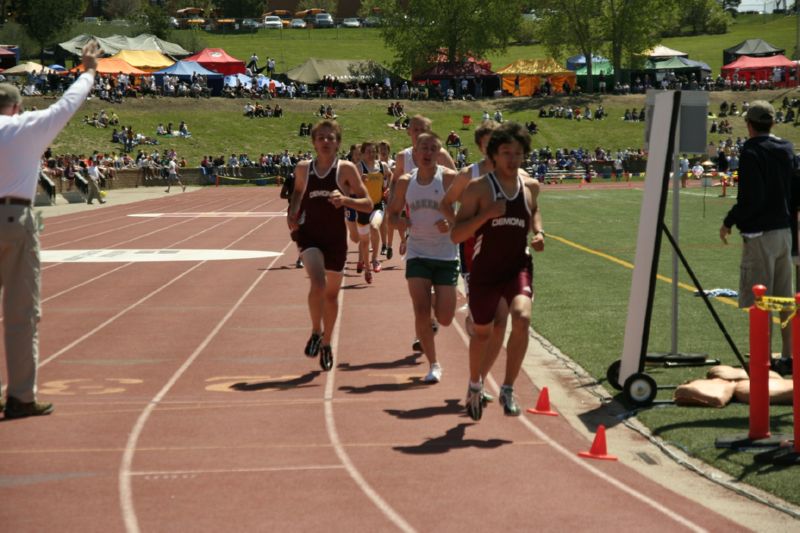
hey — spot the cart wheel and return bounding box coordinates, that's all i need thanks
[623,372,657,407]
[606,360,622,391]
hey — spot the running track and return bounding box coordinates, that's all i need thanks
[0,187,750,531]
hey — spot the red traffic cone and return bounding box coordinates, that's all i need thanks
[526,387,558,416]
[578,425,618,461]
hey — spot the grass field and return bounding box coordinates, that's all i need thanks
[40,88,800,166]
[27,12,800,509]
[536,187,797,505]
[186,14,799,76]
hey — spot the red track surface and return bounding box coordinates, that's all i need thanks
[1,188,747,531]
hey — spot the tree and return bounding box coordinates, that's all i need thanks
[298,0,339,16]
[372,0,525,77]
[604,0,680,83]
[16,0,85,51]
[673,0,730,35]
[212,0,264,18]
[532,0,606,92]
[137,1,172,39]
[103,0,142,20]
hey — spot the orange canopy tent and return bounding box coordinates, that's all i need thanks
[73,57,147,75]
[496,58,576,96]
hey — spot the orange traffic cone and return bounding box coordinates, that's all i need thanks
[578,425,618,461]
[526,387,558,416]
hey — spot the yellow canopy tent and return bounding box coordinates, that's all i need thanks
[110,50,174,72]
[496,58,576,96]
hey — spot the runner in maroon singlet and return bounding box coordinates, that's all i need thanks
[288,120,372,370]
[451,122,544,420]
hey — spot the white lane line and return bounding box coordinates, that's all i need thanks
[46,195,266,249]
[0,199,277,325]
[41,195,223,238]
[118,239,293,533]
[39,213,277,368]
[449,319,707,533]
[131,465,345,476]
[324,291,416,533]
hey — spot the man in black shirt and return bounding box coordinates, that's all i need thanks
[720,100,797,375]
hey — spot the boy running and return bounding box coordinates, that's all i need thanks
[451,122,544,420]
[287,120,372,370]
[388,132,458,383]
[356,141,391,283]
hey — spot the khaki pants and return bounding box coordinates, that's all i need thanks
[739,228,793,358]
[87,177,103,203]
[0,204,41,402]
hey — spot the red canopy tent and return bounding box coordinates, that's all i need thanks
[184,48,245,75]
[721,54,798,86]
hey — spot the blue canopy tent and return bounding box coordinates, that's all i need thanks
[224,73,285,91]
[154,60,224,95]
[566,54,609,71]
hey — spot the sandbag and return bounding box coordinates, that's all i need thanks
[733,379,794,405]
[674,378,736,408]
[706,365,782,381]
[706,365,748,381]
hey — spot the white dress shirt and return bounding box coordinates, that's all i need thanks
[0,72,94,200]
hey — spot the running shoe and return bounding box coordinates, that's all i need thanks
[365,269,373,284]
[386,247,393,260]
[412,339,422,352]
[304,332,322,357]
[319,345,333,371]
[431,320,439,335]
[372,259,381,273]
[499,385,521,416]
[356,261,364,274]
[466,384,483,421]
[295,258,304,268]
[771,357,793,376]
[481,390,495,405]
[380,245,387,255]
[423,362,442,383]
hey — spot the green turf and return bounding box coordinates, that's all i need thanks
[189,14,798,75]
[536,186,798,506]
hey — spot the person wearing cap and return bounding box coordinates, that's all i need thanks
[0,41,102,419]
[720,100,798,376]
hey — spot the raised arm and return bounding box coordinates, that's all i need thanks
[451,178,504,244]
[440,166,472,224]
[387,174,411,232]
[334,160,372,213]
[287,161,309,230]
[437,147,456,170]
[526,177,544,252]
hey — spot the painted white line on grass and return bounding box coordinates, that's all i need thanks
[118,239,293,533]
[449,319,708,533]
[324,290,416,533]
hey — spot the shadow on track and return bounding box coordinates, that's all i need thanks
[385,399,463,419]
[230,370,322,392]
[393,423,512,455]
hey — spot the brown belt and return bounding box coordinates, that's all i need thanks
[0,197,32,206]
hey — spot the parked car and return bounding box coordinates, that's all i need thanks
[290,18,307,29]
[341,17,361,28]
[241,18,261,29]
[362,16,382,27]
[262,15,283,29]
[306,12,334,28]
